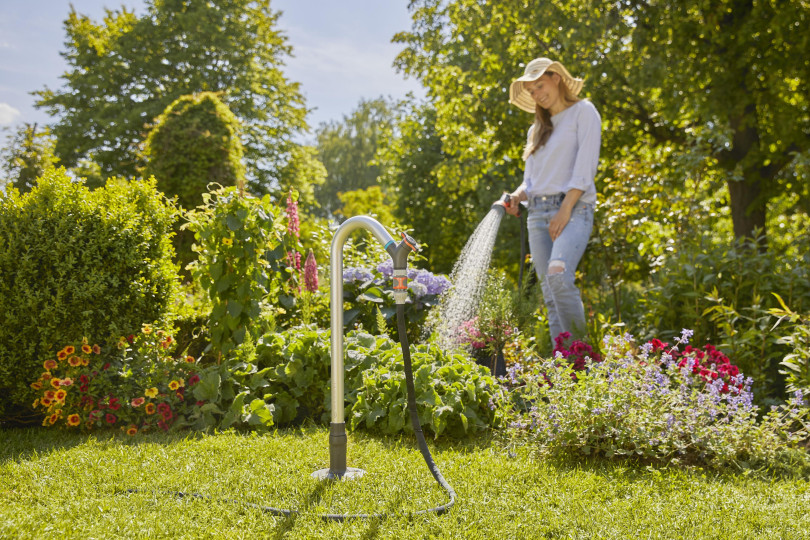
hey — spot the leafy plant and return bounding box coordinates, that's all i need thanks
[0,168,180,420]
[770,294,810,395]
[184,186,284,358]
[350,342,502,438]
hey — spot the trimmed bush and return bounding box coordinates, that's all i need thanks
[143,92,245,211]
[0,168,180,420]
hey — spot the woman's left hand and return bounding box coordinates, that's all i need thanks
[549,207,572,241]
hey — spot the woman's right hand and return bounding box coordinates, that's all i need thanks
[504,198,521,217]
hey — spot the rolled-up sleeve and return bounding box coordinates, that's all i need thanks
[566,103,601,193]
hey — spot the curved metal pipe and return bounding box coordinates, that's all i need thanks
[329,216,395,424]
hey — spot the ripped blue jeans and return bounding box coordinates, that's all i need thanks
[526,194,594,344]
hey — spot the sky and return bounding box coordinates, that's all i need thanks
[0,0,424,141]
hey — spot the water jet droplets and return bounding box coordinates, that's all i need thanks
[426,208,504,350]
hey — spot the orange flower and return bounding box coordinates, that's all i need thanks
[57,350,68,361]
[50,378,62,389]
[42,372,52,380]
[168,380,180,391]
[82,345,92,354]
[126,425,138,436]
[67,414,81,426]
[48,413,59,425]
[131,397,145,407]
[54,390,67,403]
[44,390,55,400]
[185,355,196,363]
[43,359,58,371]
[60,378,74,387]
[68,356,82,367]
[92,344,101,354]
[145,403,156,415]
[65,346,75,354]
[30,382,42,390]
[81,357,89,367]
[145,387,158,398]
[41,397,53,407]
[32,399,39,408]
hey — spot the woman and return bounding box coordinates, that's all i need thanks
[500,57,601,344]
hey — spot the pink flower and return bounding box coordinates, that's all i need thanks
[304,250,319,292]
[286,192,300,238]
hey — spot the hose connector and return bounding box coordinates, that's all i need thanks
[386,232,420,304]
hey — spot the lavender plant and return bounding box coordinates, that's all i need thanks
[501,330,810,473]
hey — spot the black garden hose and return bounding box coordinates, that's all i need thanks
[123,304,455,521]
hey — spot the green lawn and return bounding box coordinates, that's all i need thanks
[1,427,809,539]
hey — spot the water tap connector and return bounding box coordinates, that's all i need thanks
[387,232,420,305]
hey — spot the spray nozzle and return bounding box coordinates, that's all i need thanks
[492,192,519,216]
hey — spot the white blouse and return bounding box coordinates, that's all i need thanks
[519,99,601,205]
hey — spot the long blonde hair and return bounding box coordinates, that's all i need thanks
[522,72,580,161]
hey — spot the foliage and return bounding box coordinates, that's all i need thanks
[0,168,180,420]
[30,328,198,434]
[771,294,810,395]
[336,186,397,227]
[641,230,810,399]
[0,123,59,193]
[376,100,516,275]
[342,259,451,339]
[143,92,245,211]
[349,339,502,438]
[182,335,276,432]
[314,97,395,218]
[34,0,308,192]
[395,0,810,241]
[184,186,284,358]
[502,331,810,473]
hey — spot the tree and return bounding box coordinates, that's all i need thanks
[143,92,245,210]
[394,0,810,241]
[0,123,59,193]
[377,100,521,274]
[314,98,395,218]
[35,0,307,193]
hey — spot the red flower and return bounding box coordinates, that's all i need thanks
[105,413,117,424]
[188,374,201,386]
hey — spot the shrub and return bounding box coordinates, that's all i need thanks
[143,92,245,211]
[503,331,810,473]
[0,168,180,420]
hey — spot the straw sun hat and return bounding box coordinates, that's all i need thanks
[509,58,584,113]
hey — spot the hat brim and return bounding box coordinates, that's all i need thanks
[508,61,584,113]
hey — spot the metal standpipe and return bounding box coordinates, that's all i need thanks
[312,216,396,481]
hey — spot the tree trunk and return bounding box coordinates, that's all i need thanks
[727,177,767,242]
